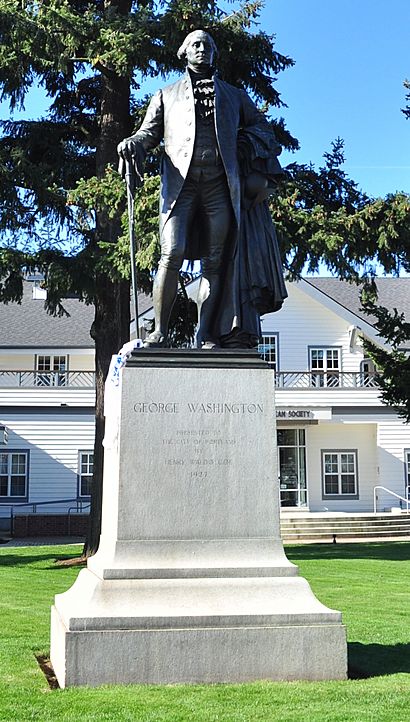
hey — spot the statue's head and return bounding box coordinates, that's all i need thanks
[177,30,218,72]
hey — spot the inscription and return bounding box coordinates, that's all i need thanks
[189,458,231,466]
[162,430,236,448]
[187,402,263,414]
[133,401,263,414]
[134,402,179,413]
[162,428,237,479]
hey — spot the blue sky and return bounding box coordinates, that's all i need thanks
[2,0,409,199]
[258,0,410,198]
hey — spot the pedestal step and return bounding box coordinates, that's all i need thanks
[51,569,346,687]
[51,605,346,687]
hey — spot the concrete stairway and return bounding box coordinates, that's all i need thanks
[280,512,410,542]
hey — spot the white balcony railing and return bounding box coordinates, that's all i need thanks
[275,371,379,389]
[0,370,95,388]
[0,369,378,391]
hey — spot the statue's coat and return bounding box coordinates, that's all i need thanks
[131,72,282,250]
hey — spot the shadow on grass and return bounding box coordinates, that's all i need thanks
[0,551,83,568]
[285,542,410,562]
[348,642,410,678]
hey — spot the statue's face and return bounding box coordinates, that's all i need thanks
[185,32,215,71]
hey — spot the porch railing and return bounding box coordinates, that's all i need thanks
[5,498,91,534]
[275,371,379,389]
[0,369,378,390]
[0,370,95,388]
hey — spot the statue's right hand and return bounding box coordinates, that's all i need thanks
[117,137,138,161]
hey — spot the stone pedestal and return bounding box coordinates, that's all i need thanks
[50,350,347,687]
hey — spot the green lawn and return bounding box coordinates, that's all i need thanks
[0,542,409,722]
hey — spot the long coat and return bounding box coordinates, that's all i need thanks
[131,71,282,240]
[132,70,287,344]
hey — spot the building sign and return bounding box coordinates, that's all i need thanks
[276,409,313,420]
[276,407,332,422]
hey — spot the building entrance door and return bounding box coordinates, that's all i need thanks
[277,428,307,507]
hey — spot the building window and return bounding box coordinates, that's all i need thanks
[277,428,307,507]
[0,451,29,499]
[322,450,358,497]
[360,358,377,387]
[78,451,93,497]
[36,355,68,387]
[258,334,278,371]
[309,347,341,387]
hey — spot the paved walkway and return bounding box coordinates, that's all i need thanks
[1,535,409,548]
[0,537,84,547]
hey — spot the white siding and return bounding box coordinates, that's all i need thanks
[0,353,34,370]
[376,421,410,510]
[0,414,95,517]
[0,349,94,371]
[276,388,382,408]
[304,422,378,512]
[0,388,95,407]
[69,354,94,371]
[262,282,364,372]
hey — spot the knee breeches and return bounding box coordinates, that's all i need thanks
[159,165,233,274]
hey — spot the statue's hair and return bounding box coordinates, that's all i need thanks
[177,30,218,61]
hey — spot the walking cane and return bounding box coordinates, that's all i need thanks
[119,156,140,340]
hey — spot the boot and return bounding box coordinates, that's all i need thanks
[143,266,179,348]
[197,274,222,349]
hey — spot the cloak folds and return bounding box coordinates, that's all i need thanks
[216,125,288,348]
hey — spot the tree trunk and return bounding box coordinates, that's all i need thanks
[83,5,132,556]
[86,276,130,556]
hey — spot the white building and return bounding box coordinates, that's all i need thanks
[263,278,410,514]
[1,276,409,532]
[0,279,96,532]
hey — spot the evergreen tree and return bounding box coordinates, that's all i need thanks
[272,139,410,282]
[359,80,410,421]
[361,284,410,422]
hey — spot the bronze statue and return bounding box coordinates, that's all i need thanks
[118,30,287,349]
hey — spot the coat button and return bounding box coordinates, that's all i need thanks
[186,137,191,142]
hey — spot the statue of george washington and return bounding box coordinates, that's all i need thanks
[118,29,287,349]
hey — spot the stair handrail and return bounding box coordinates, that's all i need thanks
[373,486,409,513]
[9,497,91,535]
[67,501,91,535]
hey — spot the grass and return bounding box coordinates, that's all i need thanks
[0,542,409,721]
